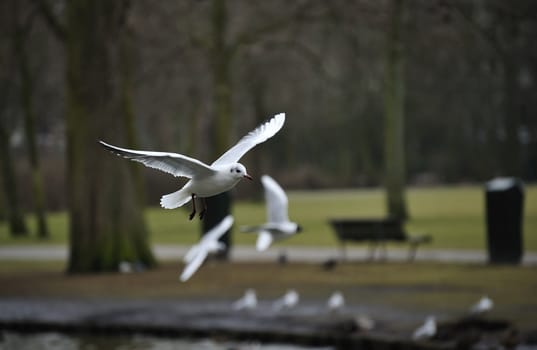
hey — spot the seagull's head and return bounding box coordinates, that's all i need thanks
[229,163,252,181]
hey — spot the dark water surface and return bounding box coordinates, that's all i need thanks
[0,331,335,350]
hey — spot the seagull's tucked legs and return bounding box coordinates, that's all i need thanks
[189,194,197,220]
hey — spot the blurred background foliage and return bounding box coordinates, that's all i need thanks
[1,0,536,212]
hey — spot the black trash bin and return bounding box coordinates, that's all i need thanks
[485,178,524,265]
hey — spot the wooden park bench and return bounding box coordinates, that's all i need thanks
[329,217,431,261]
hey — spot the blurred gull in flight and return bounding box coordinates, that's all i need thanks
[412,316,436,340]
[232,289,258,311]
[469,295,493,315]
[180,215,233,282]
[241,175,302,251]
[100,113,285,220]
[272,289,299,311]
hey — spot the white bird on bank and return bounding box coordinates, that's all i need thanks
[179,215,233,282]
[100,113,285,220]
[272,289,299,311]
[232,289,258,311]
[241,175,302,251]
[469,295,493,315]
[412,316,436,340]
[327,291,345,312]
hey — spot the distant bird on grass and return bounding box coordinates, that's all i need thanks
[100,113,285,220]
[241,175,302,251]
[272,289,299,311]
[469,295,493,315]
[412,316,436,340]
[179,215,233,282]
[232,289,258,311]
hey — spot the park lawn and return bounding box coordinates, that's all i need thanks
[1,185,536,251]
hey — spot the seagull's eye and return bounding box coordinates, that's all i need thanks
[236,169,241,173]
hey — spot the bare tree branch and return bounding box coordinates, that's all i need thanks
[230,0,321,56]
[31,0,66,42]
[448,2,504,59]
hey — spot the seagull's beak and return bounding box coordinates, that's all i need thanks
[244,174,253,181]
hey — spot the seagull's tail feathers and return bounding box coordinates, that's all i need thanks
[160,188,191,209]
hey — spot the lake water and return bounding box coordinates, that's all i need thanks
[0,332,335,350]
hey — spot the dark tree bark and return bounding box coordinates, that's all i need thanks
[202,0,234,259]
[384,0,409,220]
[13,0,50,238]
[0,1,28,236]
[0,121,28,236]
[64,0,155,273]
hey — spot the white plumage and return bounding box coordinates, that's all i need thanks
[179,215,233,282]
[469,295,493,315]
[327,291,345,312]
[272,289,299,311]
[241,175,301,251]
[100,113,285,220]
[412,316,436,340]
[232,289,258,311]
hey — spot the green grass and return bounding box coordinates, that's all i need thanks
[1,184,536,250]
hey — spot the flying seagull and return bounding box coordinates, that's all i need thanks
[241,175,301,251]
[232,289,258,311]
[412,316,436,340]
[100,113,285,220]
[180,215,233,281]
[469,295,493,315]
[272,289,299,311]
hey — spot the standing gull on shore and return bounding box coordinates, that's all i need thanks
[272,289,299,311]
[469,295,493,315]
[232,289,258,311]
[412,316,436,340]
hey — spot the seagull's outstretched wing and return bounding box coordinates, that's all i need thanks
[211,113,285,167]
[256,231,273,251]
[180,249,208,282]
[100,141,215,179]
[184,216,233,263]
[183,244,200,263]
[203,215,234,242]
[261,175,289,223]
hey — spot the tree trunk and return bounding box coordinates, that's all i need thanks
[202,0,233,258]
[499,15,522,177]
[0,121,28,236]
[383,0,408,220]
[65,0,155,273]
[0,180,5,222]
[13,1,49,238]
